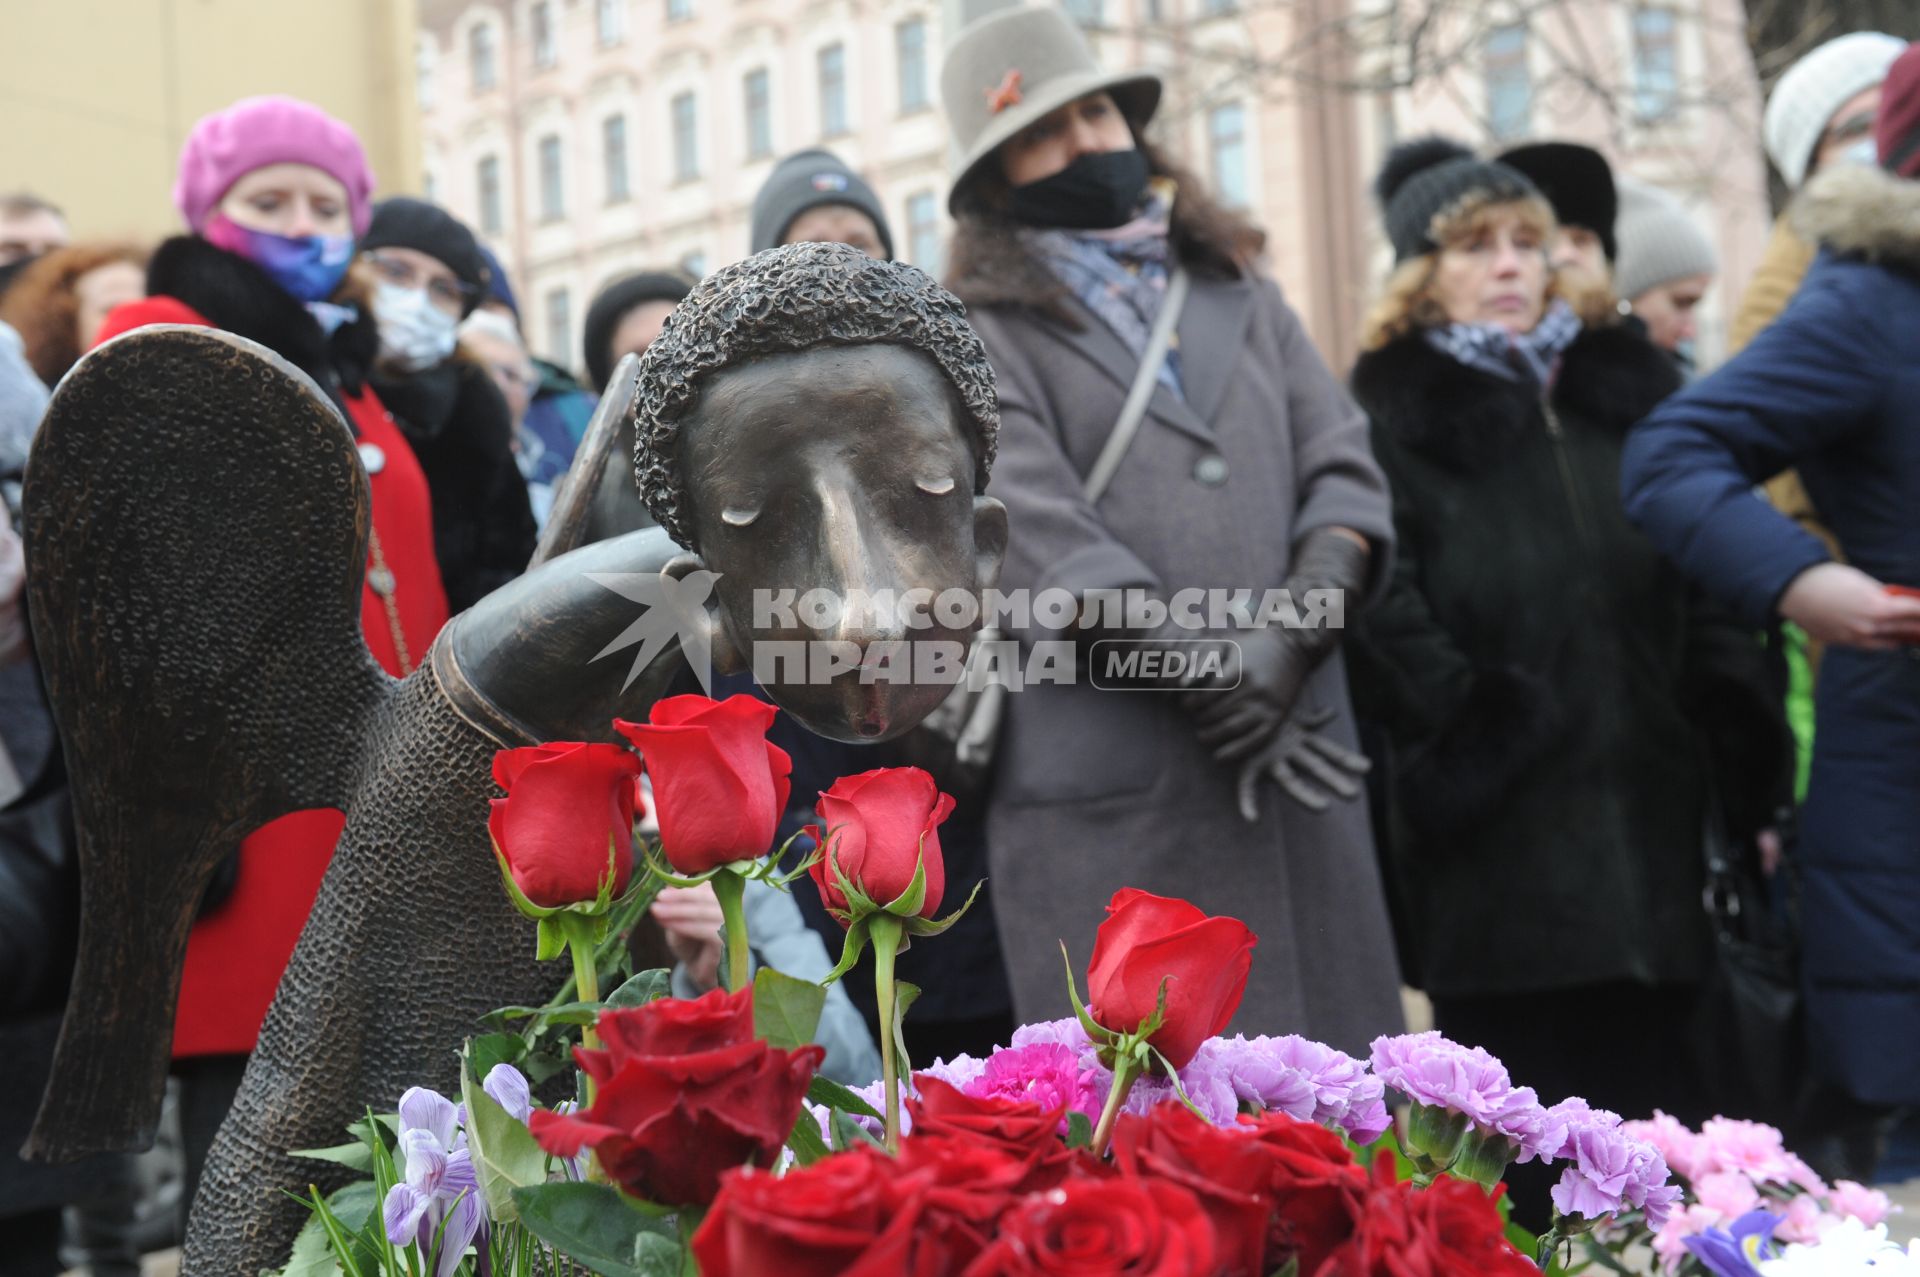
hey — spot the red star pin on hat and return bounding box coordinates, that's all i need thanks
[986,69,1024,115]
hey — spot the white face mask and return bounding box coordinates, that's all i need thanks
[372,281,459,373]
[1842,137,1881,168]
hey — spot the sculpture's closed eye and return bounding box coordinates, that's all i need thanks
[916,477,957,496]
[721,506,761,528]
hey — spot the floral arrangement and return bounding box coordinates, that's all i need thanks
[272,693,1900,1277]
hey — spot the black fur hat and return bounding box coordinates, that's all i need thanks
[1375,136,1540,262]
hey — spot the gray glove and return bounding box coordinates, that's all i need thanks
[1234,706,1372,821]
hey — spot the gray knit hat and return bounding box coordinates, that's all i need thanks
[1763,31,1905,188]
[1374,137,1541,262]
[940,4,1160,214]
[749,149,894,258]
[1612,177,1718,302]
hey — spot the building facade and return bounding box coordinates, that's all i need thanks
[418,0,1772,377]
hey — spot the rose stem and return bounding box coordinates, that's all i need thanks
[870,914,906,1153]
[1091,1051,1140,1158]
[711,868,750,993]
[567,925,602,1105]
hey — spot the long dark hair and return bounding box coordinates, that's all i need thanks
[945,137,1266,328]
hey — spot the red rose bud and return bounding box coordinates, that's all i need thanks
[693,1147,934,1277]
[1086,889,1256,1070]
[807,766,954,924]
[962,1171,1219,1276]
[487,742,642,910]
[906,1075,1072,1192]
[615,694,792,875]
[528,987,823,1207]
[1113,1106,1279,1277]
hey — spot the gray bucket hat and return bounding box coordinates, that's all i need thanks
[940,4,1161,214]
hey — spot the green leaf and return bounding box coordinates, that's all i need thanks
[633,1232,685,1277]
[1065,1111,1094,1150]
[890,979,921,1091]
[830,1108,884,1153]
[805,1076,882,1121]
[484,1001,605,1028]
[536,916,568,961]
[467,1032,527,1078]
[1060,942,1114,1054]
[753,967,827,1050]
[820,915,871,986]
[787,1111,831,1166]
[289,1139,374,1174]
[606,968,671,1008]
[881,847,929,919]
[278,1206,348,1277]
[1268,1259,1301,1277]
[510,1182,676,1277]
[461,1055,550,1224]
[901,877,985,939]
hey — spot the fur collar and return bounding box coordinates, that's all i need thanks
[370,358,512,454]
[1350,322,1680,472]
[1792,163,1920,270]
[145,235,379,406]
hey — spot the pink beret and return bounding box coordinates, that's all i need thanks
[173,95,376,235]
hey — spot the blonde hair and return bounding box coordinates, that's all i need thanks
[1360,194,1615,351]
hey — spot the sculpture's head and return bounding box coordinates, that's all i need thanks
[633,242,1007,742]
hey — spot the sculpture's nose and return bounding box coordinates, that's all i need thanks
[808,482,910,653]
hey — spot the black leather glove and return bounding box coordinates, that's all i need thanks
[1185,528,1370,761]
[1234,706,1371,821]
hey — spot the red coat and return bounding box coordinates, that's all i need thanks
[95,296,452,1057]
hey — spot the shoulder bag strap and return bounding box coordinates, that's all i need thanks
[1080,266,1191,505]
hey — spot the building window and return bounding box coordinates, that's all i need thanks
[597,0,626,45]
[1633,7,1678,121]
[1200,0,1237,15]
[531,1,556,68]
[667,0,692,22]
[603,115,630,203]
[671,92,699,182]
[680,250,707,279]
[545,287,572,370]
[1483,24,1531,142]
[1208,102,1249,207]
[538,134,564,221]
[744,69,773,160]
[896,19,928,114]
[818,43,848,138]
[1062,0,1103,23]
[469,22,496,90]
[477,155,503,233]
[906,190,941,275]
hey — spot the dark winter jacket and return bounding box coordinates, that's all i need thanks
[1348,323,1787,998]
[371,360,536,612]
[1622,163,1920,1105]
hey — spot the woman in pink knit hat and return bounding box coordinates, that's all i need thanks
[94,95,449,1213]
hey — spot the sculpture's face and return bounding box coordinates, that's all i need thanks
[680,343,1005,743]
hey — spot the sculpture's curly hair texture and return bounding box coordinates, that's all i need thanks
[632,241,999,549]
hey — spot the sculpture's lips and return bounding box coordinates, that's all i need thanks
[851,681,891,738]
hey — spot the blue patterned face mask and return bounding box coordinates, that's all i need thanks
[203,213,354,302]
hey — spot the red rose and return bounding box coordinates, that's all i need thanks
[1113,1105,1278,1277]
[1086,889,1256,1068]
[1239,1111,1369,1274]
[692,1148,934,1277]
[806,766,954,923]
[1319,1156,1535,1277]
[528,988,822,1207]
[962,1173,1218,1276]
[488,742,642,908]
[897,1133,1038,1269]
[907,1075,1071,1189]
[615,694,792,874]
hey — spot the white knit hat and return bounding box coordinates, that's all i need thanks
[1613,178,1718,301]
[1763,32,1906,188]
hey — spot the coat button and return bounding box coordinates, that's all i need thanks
[357,442,387,475]
[1193,453,1229,486]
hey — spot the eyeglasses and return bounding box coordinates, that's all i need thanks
[365,250,477,316]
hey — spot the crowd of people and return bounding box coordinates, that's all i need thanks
[2,5,1919,1271]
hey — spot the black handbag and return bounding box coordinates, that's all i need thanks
[1688,802,1805,1125]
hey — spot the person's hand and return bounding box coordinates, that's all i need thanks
[1758,827,1783,878]
[1233,706,1371,822]
[650,883,726,992]
[1185,627,1315,762]
[1779,563,1920,650]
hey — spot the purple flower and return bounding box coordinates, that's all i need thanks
[1683,1208,1781,1277]
[1369,1031,1549,1155]
[382,1087,486,1277]
[1009,1017,1094,1053]
[964,1044,1102,1130]
[1547,1100,1680,1230]
[1204,1034,1389,1141]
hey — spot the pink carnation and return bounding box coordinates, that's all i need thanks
[1694,1170,1761,1220]
[1692,1118,1825,1193]
[963,1043,1100,1132]
[1653,1204,1726,1272]
[1829,1179,1894,1229]
[1774,1192,1837,1245]
[1625,1111,1704,1182]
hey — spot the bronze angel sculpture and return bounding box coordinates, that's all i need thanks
[20,243,1005,1275]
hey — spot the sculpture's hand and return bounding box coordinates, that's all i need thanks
[1233,706,1371,823]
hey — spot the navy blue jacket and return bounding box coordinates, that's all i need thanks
[1621,164,1920,1104]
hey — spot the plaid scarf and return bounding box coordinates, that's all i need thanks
[1025,178,1184,398]
[1423,299,1583,388]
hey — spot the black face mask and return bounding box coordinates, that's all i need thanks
[1005,148,1151,231]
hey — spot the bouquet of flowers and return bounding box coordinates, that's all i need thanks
[270,694,1888,1277]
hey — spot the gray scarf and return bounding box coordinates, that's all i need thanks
[1424,299,1582,387]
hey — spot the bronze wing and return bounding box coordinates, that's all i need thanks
[20,326,390,1160]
